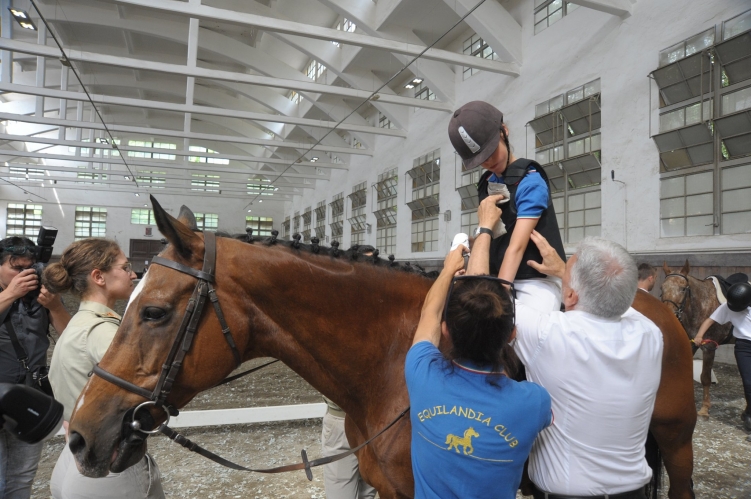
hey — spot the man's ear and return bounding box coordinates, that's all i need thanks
[563,287,578,311]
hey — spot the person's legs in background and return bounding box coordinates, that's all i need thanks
[734,338,751,432]
[0,428,43,499]
[321,411,376,499]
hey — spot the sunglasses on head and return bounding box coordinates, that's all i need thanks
[1,246,35,256]
[442,275,516,325]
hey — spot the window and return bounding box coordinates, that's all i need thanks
[195,213,218,231]
[305,59,327,82]
[660,171,714,237]
[289,90,302,104]
[314,201,326,239]
[9,167,44,182]
[188,146,229,165]
[247,182,276,196]
[6,204,42,237]
[131,208,155,225]
[137,171,166,189]
[414,81,435,101]
[349,181,367,245]
[460,211,478,236]
[293,211,300,234]
[379,114,394,129]
[282,216,290,238]
[191,174,220,193]
[652,14,751,236]
[332,17,356,47]
[76,172,108,185]
[462,34,497,80]
[408,150,440,252]
[530,79,602,243]
[374,167,398,256]
[457,153,484,235]
[330,193,344,239]
[74,207,107,240]
[246,216,274,237]
[127,140,176,160]
[534,0,578,35]
[302,207,312,241]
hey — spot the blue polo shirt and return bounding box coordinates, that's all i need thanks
[489,169,548,219]
[405,341,552,499]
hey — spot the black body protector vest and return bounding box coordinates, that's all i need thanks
[477,158,567,280]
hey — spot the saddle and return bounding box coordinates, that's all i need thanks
[705,273,749,304]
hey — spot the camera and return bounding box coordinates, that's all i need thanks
[25,226,58,300]
[0,383,63,443]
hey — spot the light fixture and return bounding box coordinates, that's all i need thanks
[134,193,140,197]
[247,209,252,213]
[9,8,36,30]
[412,78,423,84]
[124,176,130,180]
[404,84,415,89]
[144,204,148,207]
[26,198,32,203]
[311,157,319,162]
[259,200,263,203]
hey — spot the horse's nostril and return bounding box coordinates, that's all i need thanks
[68,431,86,455]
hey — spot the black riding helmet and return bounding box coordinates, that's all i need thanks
[727,282,751,312]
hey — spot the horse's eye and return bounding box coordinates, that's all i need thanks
[142,307,167,321]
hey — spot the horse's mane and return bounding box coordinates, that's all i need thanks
[214,229,439,280]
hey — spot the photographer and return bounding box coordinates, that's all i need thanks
[0,236,71,499]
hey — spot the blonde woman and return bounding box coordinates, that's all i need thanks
[43,239,164,499]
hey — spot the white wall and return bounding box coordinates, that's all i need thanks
[284,0,751,260]
[0,187,285,257]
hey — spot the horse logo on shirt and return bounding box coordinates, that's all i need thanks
[445,427,480,455]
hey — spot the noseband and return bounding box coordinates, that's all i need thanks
[661,273,691,322]
[92,231,242,424]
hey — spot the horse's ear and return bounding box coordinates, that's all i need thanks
[680,259,690,275]
[662,261,670,275]
[151,195,201,259]
[178,205,198,231]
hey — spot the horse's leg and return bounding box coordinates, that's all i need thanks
[650,420,695,499]
[697,349,715,419]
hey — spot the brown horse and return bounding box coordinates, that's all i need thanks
[67,199,696,499]
[661,261,734,418]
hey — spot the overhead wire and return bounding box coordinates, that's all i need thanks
[28,0,140,189]
[244,0,489,209]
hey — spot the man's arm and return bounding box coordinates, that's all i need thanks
[0,269,38,313]
[38,286,71,334]
[466,194,504,276]
[527,231,565,279]
[412,247,466,346]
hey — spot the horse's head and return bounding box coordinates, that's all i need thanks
[660,260,691,320]
[68,196,248,477]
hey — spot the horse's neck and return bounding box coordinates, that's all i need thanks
[237,250,431,418]
[684,275,719,336]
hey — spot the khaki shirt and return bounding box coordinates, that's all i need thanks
[49,301,121,421]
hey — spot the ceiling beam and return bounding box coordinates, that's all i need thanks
[566,0,632,17]
[0,149,348,171]
[0,112,371,156]
[0,82,406,137]
[0,132,343,167]
[0,38,452,112]
[101,0,520,75]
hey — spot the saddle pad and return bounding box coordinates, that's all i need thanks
[705,276,726,304]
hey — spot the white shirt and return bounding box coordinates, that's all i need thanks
[710,303,751,341]
[514,303,664,495]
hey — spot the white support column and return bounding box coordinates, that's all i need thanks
[184,14,199,158]
[58,67,68,139]
[35,23,47,117]
[0,0,12,84]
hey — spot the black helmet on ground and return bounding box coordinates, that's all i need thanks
[727,282,751,312]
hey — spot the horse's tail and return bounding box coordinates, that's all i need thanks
[644,430,662,499]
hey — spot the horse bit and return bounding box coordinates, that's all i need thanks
[661,273,691,322]
[91,231,408,478]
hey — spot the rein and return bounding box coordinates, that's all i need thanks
[661,273,691,322]
[90,231,409,479]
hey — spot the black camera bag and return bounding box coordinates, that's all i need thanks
[3,314,54,398]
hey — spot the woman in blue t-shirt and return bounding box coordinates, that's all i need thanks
[448,101,566,312]
[405,247,551,499]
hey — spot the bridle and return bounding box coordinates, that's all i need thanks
[92,231,241,429]
[661,273,691,322]
[89,230,409,477]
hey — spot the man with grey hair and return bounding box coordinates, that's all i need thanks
[469,195,663,499]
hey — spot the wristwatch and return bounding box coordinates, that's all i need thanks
[474,227,493,238]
